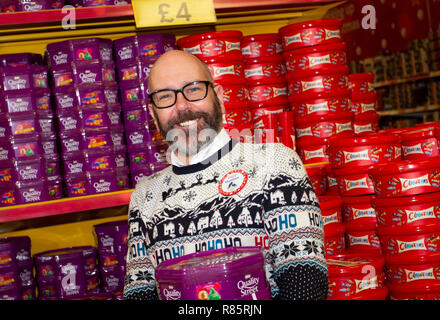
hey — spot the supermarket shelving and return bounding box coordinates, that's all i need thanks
[0,190,133,223]
[374,70,440,88]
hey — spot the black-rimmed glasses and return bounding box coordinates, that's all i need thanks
[149,80,213,109]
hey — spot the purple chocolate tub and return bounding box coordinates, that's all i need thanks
[94,219,127,248]
[155,247,271,300]
[33,246,97,300]
[46,37,113,68]
[113,33,176,66]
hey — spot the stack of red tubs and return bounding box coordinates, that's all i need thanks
[279,20,352,194]
[348,73,380,136]
[370,126,440,300]
[241,33,293,147]
[177,31,254,143]
[329,132,403,257]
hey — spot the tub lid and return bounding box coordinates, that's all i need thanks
[305,164,324,175]
[279,19,342,35]
[289,89,350,103]
[202,56,244,64]
[224,101,251,110]
[388,280,440,295]
[373,192,440,208]
[318,195,343,210]
[333,164,374,176]
[353,112,380,122]
[249,101,289,110]
[377,222,440,237]
[244,55,284,65]
[296,136,330,148]
[342,194,375,205]
[286,65,349,80]
[177,30,243,46]
[416,121,440,129]
[350,91,377,101]
[155,246,264,281]
[348,73,375,82]
[401,127,436,141]
[241,33,280,43]
[370,157,440,176]
[328,131,399,148]
[283,41,347,58]
[378,127,412,135]
[324,222,346,237]
[327,254,385,277]
[295,111,353,126]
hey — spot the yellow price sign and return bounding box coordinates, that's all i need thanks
[132,0,217,28]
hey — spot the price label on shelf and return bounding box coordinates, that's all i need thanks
[132,0,217,28]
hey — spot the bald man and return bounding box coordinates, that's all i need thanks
[124,50,328,300]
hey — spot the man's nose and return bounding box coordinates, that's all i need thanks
[174,91,190,111]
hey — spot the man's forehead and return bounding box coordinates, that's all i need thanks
[149,52,209,89]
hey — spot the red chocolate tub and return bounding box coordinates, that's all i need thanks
[370,158,440,197]
[388,279,440,300]
[295,111,353,142]
[305,165,327,195]
[319,195,343,235]
[384,255,440,291]
[324,223,346,256]
[326,254,387,300]
[334,165,375,196]
[286,66,349,97]
[244,56,286,85]
[353,112,380,135]
[350,92,377,117]
[348,73,375,98]
[241,33,282,59]
[401,127,440,160]
[203,56,245,85]
[279,19,342,51]
[290,89,350,117]
[177,30,243,59]
[248,81,288,108]
[343,195,377,232]
[328,132,400,169]
[283,42,347,74]
[378,223,440,264]
[345,229,382,254]
[374,192,440,229]
[297,136,330,165]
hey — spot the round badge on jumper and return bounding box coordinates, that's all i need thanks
[218,170,248,196]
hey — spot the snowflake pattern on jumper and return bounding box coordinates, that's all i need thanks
[124,141,328,300]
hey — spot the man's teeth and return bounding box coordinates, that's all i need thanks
[179,119,198,127]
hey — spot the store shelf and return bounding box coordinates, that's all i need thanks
[374,70,440,88]
[0,0,338,27]
[0,189,133,223]
[378,104,440,116]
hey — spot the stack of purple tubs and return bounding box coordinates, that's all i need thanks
[0,236,36,300]
[46,37,130,198]
[113,33,175,187]
[93,219,127,299]
[0,53,62,206]
[33,246,100,300]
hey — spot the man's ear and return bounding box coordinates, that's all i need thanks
[148,103,160,130]
[214,83,225,114]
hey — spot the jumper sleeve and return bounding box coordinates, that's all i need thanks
[262,144,328,300]
[123,187,159,300]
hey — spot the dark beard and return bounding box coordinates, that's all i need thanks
[152,93,223,157]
